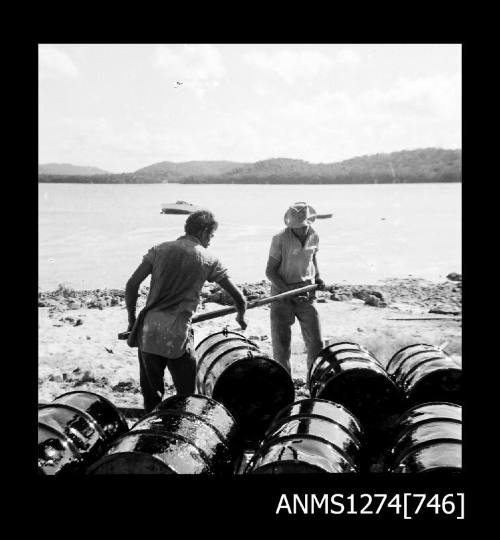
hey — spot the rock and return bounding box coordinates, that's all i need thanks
[331,292,352,301]
[365,294,380,307]
[73,370,96,385]
[68,300,81,310]
[354,289,385,302]
[317,297,327,303]
[429,307,461,315]
[112,380,139,393]
[40,298,62,309]
[74,319,83,327]
[205,289,233,306]
[446,273,462,282]
[48,374,62,382]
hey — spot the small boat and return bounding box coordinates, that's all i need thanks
[160,201,201,215]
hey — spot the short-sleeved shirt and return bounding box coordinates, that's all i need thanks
[139,235,228,359]
[268,227,319,294]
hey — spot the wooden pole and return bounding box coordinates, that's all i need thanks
[385,316,461,321]
[192,283,317,323]
[117,284,318,339]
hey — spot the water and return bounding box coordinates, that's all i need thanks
[38,183,461,291]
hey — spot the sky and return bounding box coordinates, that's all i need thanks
[38,43,461,173]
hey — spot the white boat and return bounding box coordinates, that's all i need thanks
[160,201,202,215]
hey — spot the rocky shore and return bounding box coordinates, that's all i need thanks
[38,273,462,316]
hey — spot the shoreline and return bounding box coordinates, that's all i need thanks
[38,274,461,411]
[38,275,462,315]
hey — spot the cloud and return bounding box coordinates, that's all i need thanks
[39,45,79,79]
[243,47,361,84]
[280,74,461,126]
[153,44,226,97]
[237,73,461,161]
[361,74,461,119]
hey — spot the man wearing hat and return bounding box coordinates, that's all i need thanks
[265,202,325,374]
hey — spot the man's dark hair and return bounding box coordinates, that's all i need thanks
[185,210,218,237]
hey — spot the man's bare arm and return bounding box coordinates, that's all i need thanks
[125,260,153,330]
[265,256,289,293]
[313,253,325,289]
[218,277,248,330]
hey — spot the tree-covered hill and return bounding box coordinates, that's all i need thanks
[38,148,461,184]
[38,163,110,175]
[134,160,249,181]
[183,149,461,184]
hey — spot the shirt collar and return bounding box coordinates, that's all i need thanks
[287,226,315,240]
[178,234,201,246]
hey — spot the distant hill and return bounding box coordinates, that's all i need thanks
[183,149,461,184]
[38,148,461,184]
[134,160,249,182]
[38,163,110,176]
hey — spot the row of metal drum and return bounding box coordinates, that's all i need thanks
[247,398,462,474]
[38,331,462,474]
[39,392,462,474]
[196,331,462,445]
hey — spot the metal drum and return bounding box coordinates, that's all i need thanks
[246,398,363,474]
[38,423,82,475]
[308,342,403,429]
[386,402,462,473]
[53,391,129,441]
[87,394,240,474]
[195,330,295,446]
[387,344,462,406]
[38,391,128,475]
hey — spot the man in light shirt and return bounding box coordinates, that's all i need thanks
[265,202,325,374]
[125,210,247,412]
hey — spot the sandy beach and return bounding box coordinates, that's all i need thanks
[38,276,462,414]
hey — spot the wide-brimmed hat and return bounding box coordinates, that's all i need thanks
[284,202,317,228]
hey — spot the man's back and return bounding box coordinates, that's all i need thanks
[145,235,227,314]
[140,234,228,359]
[124,209,247,412]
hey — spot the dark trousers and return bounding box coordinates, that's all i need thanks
[138,349,197,413]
